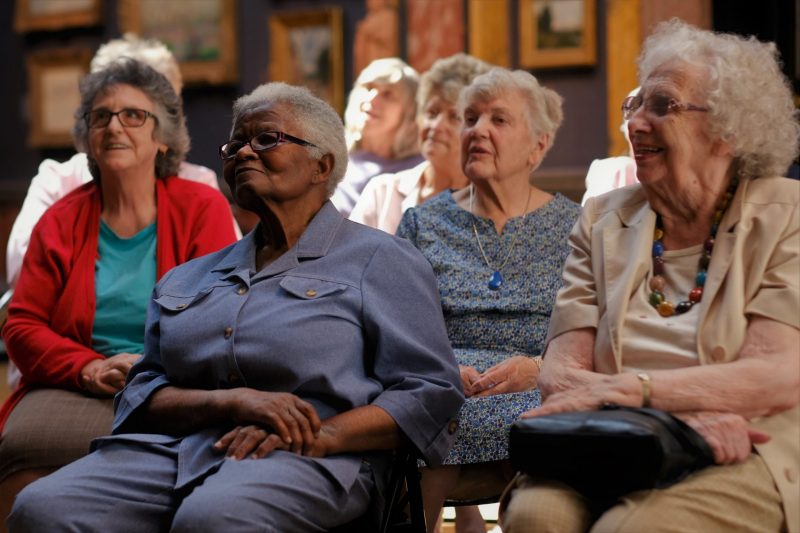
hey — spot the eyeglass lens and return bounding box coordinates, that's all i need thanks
[220,132,282,159]
[87,108,151,128]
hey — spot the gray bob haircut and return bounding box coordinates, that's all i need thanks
[417,53,492,113]
[460,67,564,155]
[232,83,348,196]
[638,19,799,180]
[73,59,189,181]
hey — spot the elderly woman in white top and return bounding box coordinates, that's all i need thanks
[350,53,491,234]
[500,20,800,533]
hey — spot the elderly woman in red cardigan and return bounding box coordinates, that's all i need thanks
[0,59,237,518]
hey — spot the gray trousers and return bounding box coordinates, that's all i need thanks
[8,439,375,532]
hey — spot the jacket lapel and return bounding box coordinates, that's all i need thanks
[601,198,656,371]
[694,179,745,362]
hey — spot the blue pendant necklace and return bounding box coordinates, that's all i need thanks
[469,184,533,291]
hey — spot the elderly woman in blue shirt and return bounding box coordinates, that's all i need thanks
[8,83,463,532]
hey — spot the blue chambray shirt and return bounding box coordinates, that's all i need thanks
[108,201,464,492]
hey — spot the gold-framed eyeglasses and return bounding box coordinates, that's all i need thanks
[622,94,709,121]
[84,108,157,129]
[219,131,317,160]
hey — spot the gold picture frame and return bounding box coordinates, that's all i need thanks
[268,8,344,114]
[26,48,92,148]
[118,0,238,85]
[518,0,597,69]
[15,0,103,32]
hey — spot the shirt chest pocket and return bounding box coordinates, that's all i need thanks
[154,288,216,313]
[279,276,348,300]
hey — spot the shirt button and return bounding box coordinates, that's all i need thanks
[228,373,239,383]
[786,467,798,483]
[224,327,233,339]
[176,303,187,309]
[237,286,247,295]
[447,420,458,434]
[305,289,317,297]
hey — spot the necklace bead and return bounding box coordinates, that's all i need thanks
[647,176,738,317]
[470,184,533,291]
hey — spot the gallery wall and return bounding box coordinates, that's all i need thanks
[0,0,608,199]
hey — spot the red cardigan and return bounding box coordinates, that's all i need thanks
[0,177,238,430]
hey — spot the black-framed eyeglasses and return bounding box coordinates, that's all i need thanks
[218,131,317,160]
[622,94,709,121]
[84,108,157,129]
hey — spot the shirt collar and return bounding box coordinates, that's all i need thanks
[210,200,344,279]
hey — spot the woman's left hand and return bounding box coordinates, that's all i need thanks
[677,411,771,465]
[471,356,541,397]
[214,424,291,460]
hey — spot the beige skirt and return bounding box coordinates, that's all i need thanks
[0,388,113,481]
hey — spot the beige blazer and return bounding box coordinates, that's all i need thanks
[547,177,800,531]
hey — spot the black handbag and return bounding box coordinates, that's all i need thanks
[509,405,715,501]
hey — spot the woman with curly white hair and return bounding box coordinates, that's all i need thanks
[500,19,800,532]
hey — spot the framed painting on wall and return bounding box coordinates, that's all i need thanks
[118,0,238,85]
[26,48,92,148]
[268,8,344,114]
[15,0,102,32]
[518,0,597,69]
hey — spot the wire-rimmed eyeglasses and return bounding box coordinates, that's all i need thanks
[219,131,317,160]
[84,108,157,129]
[622,94,709,121]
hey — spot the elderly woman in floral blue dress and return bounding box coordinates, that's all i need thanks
[397,67,581,532]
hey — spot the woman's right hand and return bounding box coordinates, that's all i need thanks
[79,352,141,396]
[678,411,771,465]
[224,389,321,454]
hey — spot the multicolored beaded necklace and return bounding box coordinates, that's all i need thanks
[648,176,739,317]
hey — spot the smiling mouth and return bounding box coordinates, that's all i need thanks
[634,145,664,157]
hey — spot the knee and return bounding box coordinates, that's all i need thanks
[171,490,286,533]
[500,480,591,533]
[7,477,67,531]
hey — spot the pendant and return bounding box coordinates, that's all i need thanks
[488,270,504,290]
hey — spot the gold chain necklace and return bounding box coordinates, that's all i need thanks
[469,184,533,291]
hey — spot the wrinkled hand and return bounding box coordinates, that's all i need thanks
[460,365,482,397]
[213,424,289,460]
[80,353,141,396]
[226,389,321,454]
[677,412,770,465]
[521,373,640,418]
[471,356,541,397]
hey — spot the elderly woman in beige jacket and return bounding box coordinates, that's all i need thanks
[500,20,800,533]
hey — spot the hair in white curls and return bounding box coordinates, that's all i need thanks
[416,53,492,113]
[459,67,564,158]
[232,83,348,196]
[638,19,800,180]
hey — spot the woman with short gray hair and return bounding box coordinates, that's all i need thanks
[0,59,237,519]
